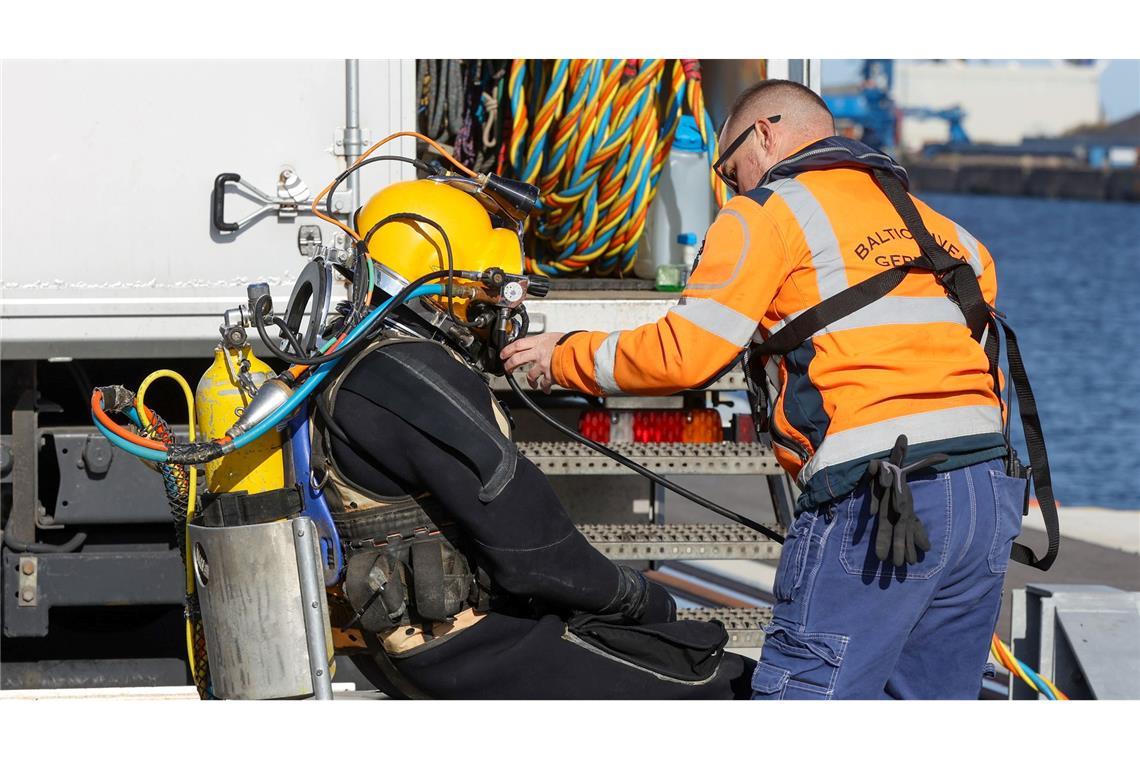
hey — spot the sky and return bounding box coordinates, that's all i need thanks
[822,59,1140,123]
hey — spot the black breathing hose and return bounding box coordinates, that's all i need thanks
[359,212,473,328]
[252,269,459,368]
[502,370,785,543]
[271,316,307,356]
[324,155,434,220]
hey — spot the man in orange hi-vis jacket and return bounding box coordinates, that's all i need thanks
[502,80,1031,699]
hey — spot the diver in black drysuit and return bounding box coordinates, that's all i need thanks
[325,335,754,699]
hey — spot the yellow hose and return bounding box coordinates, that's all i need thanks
[135,370,205,694]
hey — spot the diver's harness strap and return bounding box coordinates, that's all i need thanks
[312,333,494,636]
[746,168,1058,571]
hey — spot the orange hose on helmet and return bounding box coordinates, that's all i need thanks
[311,131,479,241]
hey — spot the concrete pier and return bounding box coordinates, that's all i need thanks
[908,160,1140,202]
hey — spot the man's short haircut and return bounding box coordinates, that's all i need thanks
[724,79,835,136]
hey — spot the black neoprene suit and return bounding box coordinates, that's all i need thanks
[330,339,754,699]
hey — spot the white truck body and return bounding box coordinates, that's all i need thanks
[1,59,416,360]
[1,59,819,360]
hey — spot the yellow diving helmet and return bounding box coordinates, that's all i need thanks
[354,178,524,321]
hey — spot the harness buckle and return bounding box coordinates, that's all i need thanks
[378,531,403,548]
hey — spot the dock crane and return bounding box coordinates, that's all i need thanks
[823,59,970,152]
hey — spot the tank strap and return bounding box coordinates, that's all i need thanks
[194,487,303,527]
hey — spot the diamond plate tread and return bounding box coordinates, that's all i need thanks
[516,441,781,475]
[676,607,773,648]
[489,371,746,392]
[546,279,657,292]
[581,522,782,561]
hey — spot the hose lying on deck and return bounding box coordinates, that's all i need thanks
[991,633,1068,700]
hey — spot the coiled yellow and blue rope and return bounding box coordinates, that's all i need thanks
[504,59,729,276]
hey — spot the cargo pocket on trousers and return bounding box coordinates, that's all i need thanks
[773,510,817,603]
[987,470,1027,575]
[752,623,848,700]
[750,661,790,700]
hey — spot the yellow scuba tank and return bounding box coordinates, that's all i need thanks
[195,344,285,494]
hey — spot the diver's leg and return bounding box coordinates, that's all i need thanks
[385,612,753,700]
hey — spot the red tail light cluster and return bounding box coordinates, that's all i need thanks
[578,410,724,444]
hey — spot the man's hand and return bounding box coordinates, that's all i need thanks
[500,332,565,394]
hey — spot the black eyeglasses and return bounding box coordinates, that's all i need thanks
[713,114,781,194]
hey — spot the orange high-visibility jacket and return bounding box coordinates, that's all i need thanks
[552,138,1007,508]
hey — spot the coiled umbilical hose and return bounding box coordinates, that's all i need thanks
[504,59,730,276]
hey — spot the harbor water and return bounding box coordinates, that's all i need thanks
[919,193,1140,509]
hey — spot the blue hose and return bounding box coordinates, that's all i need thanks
[91,415,168,461]
[94,284,444,463]
[226,284,442,451]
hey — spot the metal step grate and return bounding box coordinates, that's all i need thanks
[489,371,747,392]
[676,607,772,648]
[517,441,781,475]
[546,279,658,292]
[581,522,782,561]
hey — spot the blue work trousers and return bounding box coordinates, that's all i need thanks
[752,458,1026,699]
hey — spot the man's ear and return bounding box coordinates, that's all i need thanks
[755,118,776,155]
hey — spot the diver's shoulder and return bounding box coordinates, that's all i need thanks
[340,335,485,397]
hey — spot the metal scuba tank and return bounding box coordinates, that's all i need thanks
[189,514,334,699]
[195,343,286,494]
[187,298,333,699]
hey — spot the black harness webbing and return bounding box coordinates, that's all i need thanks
[750,169,1059,571]
[995,313,1059,570]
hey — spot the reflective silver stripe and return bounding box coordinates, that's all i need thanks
[953,223,984,276]
[670,297,758,347]
[798,404,1003,484]
[765,296,967,339]
[764,357,780,390]
[687,209,749,291]
[593,331,623,395]
[771,178,847,299]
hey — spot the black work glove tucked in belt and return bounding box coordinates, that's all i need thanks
[866,435,948,567]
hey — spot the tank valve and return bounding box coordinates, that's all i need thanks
[225,376,293,438]
[247,282,272,317]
